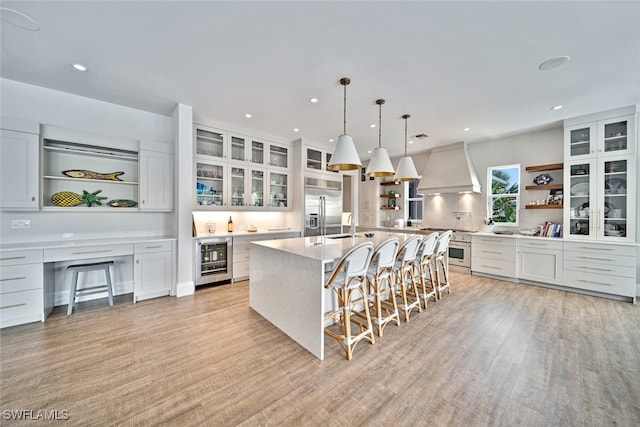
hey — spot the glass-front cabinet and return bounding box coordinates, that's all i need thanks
[305,145,334,174]
[268,144,289,169]
[195,160,225,208]
[565,114,635,160]
[227,165,266,209]
[565,156,635,241]
[195,126,226,160]
[268,171,289,208]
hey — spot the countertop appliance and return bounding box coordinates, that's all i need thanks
[196,236,232,285]
[304,176,342,237]
[419,228,474,273]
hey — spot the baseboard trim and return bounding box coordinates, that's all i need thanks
[176,280,195,297]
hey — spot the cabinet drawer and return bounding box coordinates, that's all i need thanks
[0,289,43,328]
[0,264,43,293]
[563,252,636,268]
[472,257,517,278]
[0,249,43,266]
[563,242,636,257]
[473,244,516,261]
[44,243,133,262]
[564,260,635,279]
[562,269,635,297]
[234,251,250,263]
[234,261,249,279]
[518,239,563,251]
[472,236,517,247]
[134,240,172,254]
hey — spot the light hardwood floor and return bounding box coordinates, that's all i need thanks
[1,272,639,426]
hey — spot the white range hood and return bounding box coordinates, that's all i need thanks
[418,142,481,194]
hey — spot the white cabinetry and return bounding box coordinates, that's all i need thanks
[471,235,517,279]
[0,249,49,328]
[564,107,636,242]
[134,241,173,302]
[517,238,563,285]
[305,145,336,174]
[233,232,300,282]
[228,163,267,208]
[0,119,40,210]
[139,148,173,211]
[358,181,378,227]
[563,242,636,301]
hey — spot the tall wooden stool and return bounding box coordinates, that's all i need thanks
[67,261,114,315]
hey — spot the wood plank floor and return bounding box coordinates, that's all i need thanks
[1,272,639,426]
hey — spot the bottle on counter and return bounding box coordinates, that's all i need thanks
[407,216,412,227]
[227,216,233,232]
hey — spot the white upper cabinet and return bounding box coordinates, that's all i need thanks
[0,127,39,210]
[139,149,173,211]
[194,125,227,160]
[565,113,635,160]
[267,142,290,170]
[305,145,336,175]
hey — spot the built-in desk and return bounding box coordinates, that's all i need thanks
[249,232,415,360]
[0,236,175,328]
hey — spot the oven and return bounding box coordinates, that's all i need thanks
[448,240,471,269]
[196,237,232,285]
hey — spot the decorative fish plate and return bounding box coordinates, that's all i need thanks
[62,170,124,181]
[108,199,138,208]
[51,190,107,207]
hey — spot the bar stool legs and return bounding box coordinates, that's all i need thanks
[67,261,115,315]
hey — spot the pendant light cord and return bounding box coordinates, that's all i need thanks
[378,103,382,148]
[343,83,347,134]
[404,116,408,156]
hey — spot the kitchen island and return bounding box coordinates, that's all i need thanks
[249,232,415,360]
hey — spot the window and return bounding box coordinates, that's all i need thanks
[488,164,520,225]
[406,181,424,222]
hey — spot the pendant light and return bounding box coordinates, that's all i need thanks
[366,99,395,177]
[327,77,362,171]
[395,114,420,181]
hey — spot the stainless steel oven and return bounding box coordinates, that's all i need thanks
[196,237,232,285]
[448,240,471,269]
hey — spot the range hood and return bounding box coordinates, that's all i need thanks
[418,142,481,194]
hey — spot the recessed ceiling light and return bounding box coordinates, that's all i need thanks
[538,56,570,71]
[0,7,40,31]
[463,128,470,132]
[370,124,376,128]
[309,97,318,103]
[244,113,252,118]
[551,105,563,111]
[367,150,372,154]
[408,140,414,144]
[72,63,87,72]
[328,138,334,143]
[293,128,299,132]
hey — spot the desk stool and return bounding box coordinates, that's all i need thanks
[67,261,114,315]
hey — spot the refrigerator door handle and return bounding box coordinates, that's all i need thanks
[320,196,325,236]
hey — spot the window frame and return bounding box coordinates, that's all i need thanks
[405,180,424,223]
[487,164,520,226]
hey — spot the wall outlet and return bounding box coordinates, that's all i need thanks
[11,219,31,229]
[62,233,74,239]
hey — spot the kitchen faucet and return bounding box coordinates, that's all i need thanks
[348,213,356,237]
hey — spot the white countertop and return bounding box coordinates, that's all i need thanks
[252,232,416,263]
[194,228,300,240]
[473,231,638,246]
[0,235,176,251]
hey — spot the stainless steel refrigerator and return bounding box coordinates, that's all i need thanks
[304,176,342,237]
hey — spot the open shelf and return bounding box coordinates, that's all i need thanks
[380,194,400,198]
[380,206,400,210]
[525,183,564,191]
[525,163,563,172]
[525,205,563,210]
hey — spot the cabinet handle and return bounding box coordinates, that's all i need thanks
[481,250,502,254]
[0,303,27,310]
[0,276,26,282]
[31,196,36,201]
[71,249,113,255]
[578,256,614,262]
[578,266,614,272]
[480,265,502,270]
[136,260,140,264]
[0,256,26,261]
[527,242,548,246]
[578,279,611,287]
[578,246,613,251]
[144,245,163,249]
[142,200,145,204]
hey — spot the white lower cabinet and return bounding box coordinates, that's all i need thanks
[133,241,173,302]
[517,238,563,285]
[563,241,636,300]
[233,232,300,282]
[471,235,517,278]
[0,249,48,328]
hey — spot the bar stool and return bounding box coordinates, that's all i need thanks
[393,235,422,322]
[67,261,114,315]
[434,230,453,299]
[364,237,400,337]
[413,232,439,309]
[324,241,375,360]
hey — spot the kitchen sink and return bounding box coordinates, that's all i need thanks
[327,234,361,239]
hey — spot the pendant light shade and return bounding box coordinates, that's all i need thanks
[327,77,362,171]
[367,99,395,177]
[395,114,420,182]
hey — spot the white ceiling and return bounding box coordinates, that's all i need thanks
[2,1,639,159]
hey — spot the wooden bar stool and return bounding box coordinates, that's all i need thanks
[324,241,375,360]
[364,237,400,337]
[67,261,114,315]
[434,230,453,299]
[413,232,439,309]
[393,235,422,322]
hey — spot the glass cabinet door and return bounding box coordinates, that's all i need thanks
[306,148,322,170]
[251,140,265,165]
[567,161,595,238]
[230,135,247,163]
[565,123,596,159]
[195,127,226,159]
[598,115,635,157]
[250,169,265,207]
[269,144,288,169]
[195,161,225,207]
[230,165,246,207]
[600,157,630,239]
[269,171,288,208]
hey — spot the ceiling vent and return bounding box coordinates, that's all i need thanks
[414,133,429,139]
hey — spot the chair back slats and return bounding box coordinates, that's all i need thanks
[417,232,439,260]
[435,230,453,256]
[325,241,374,288]
[397,235,422,264]
[371,237,400,273]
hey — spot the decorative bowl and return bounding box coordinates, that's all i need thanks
[364,232,374,238]
[519,228,539,236]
